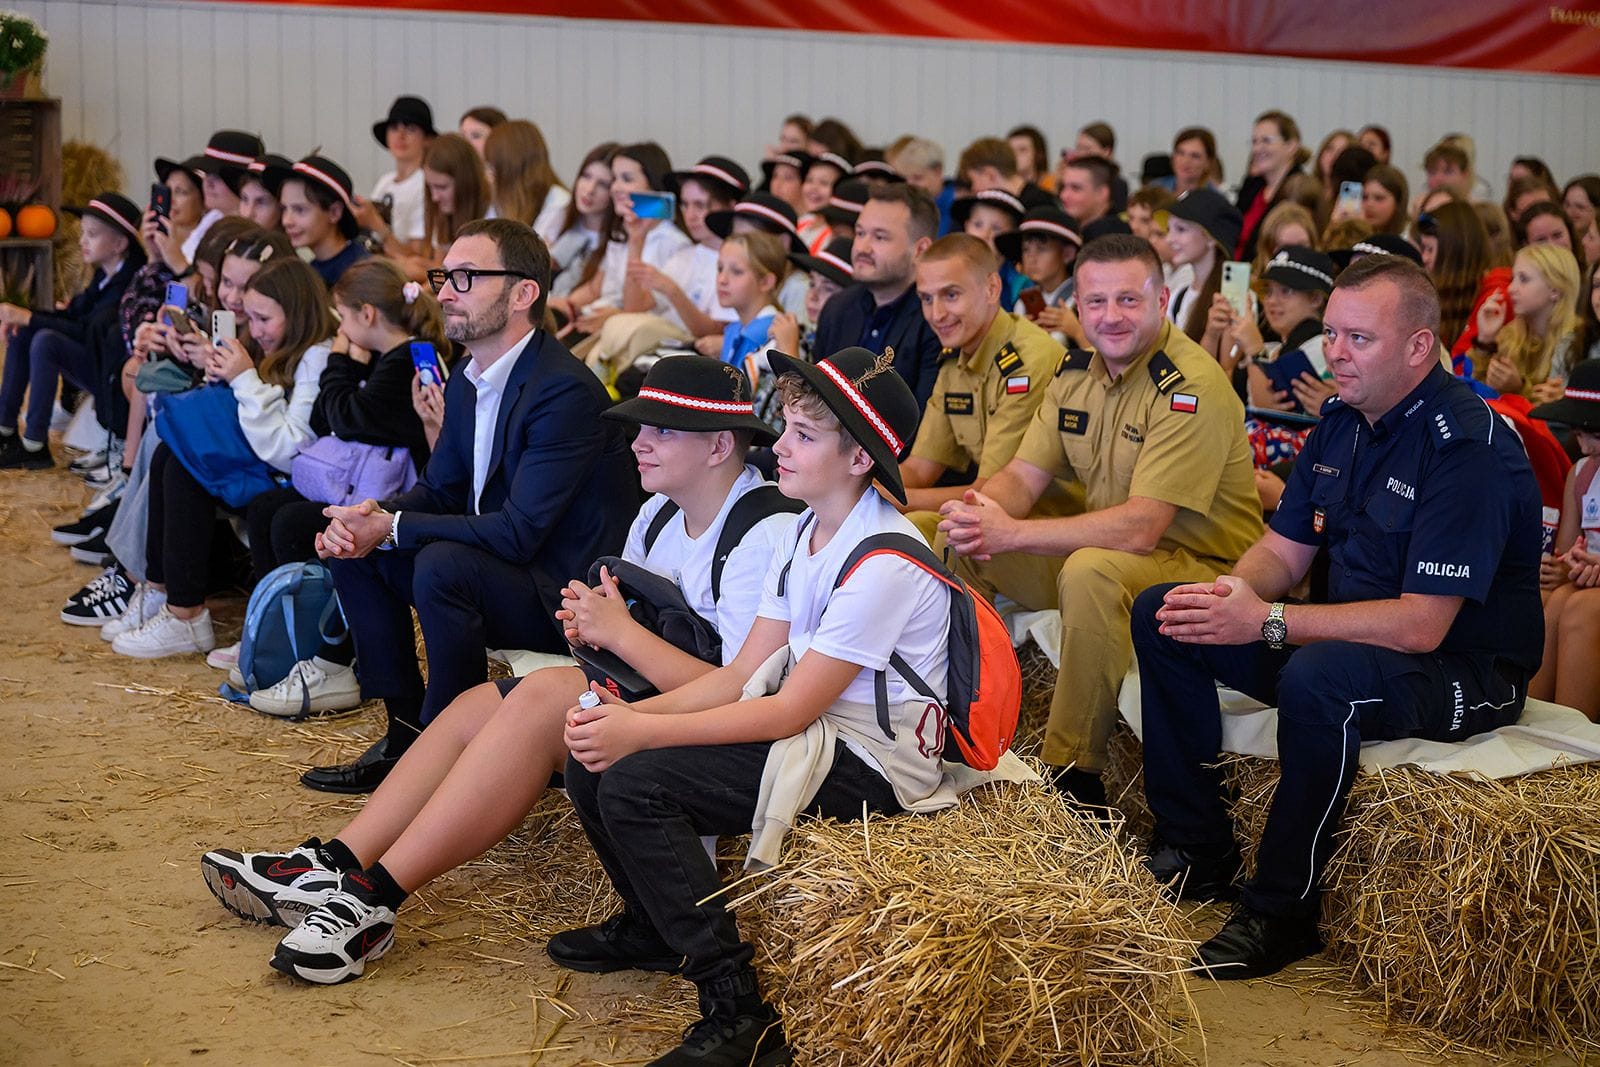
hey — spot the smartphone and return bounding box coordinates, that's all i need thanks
[150,182,171,219]
[1220,261,1251,318]
[211,309,237,347]
[410,341,443,387]
[165,307,198,335]
[1018,287,1046,317]
[164,281,188,310]
[628,191,677,221]
[1262,349,1320,408]
[1337,180,1364,217]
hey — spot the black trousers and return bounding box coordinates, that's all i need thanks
[145,444,247,609]
[1131,583,1526,918]
[564,744,902,992]
[327,541,566,751]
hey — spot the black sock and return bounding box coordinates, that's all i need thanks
[317,836,362,872]
[1050,766,1106,807]
[345,861,409,911]
[383,696,424,756]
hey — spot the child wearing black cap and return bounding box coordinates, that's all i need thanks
[797,152,851,257]
[995,204,1084,346]
[1233,245,1339,414]
[200,355,801,984]
[0,193,147,470]
[364,95,437,247]
[1529,364,1600,721]
[282,155,370,287]
[549,346,1025,1067]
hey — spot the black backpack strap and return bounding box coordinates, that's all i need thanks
[774,511,815,598]
[643,499,680,554]
[711,484,805,602]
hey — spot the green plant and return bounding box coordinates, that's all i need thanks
[0,11,48,76]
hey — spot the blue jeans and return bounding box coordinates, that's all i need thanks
[0,327,99,443]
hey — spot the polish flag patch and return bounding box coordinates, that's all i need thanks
[1005,375,1030,395]
[1170,392,1198,413]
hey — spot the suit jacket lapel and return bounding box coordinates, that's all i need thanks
[482,332,543,498]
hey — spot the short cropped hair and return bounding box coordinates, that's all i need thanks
[455,217,553,324]
[1073,233,1163,287]
[1065,155,1115,190]
[918,233,1000,277]
[867,183,940,243]
[1334,254,1440,335]
[889,136,944,175]
[1424,141,1471,172]
[958,137,1017,180]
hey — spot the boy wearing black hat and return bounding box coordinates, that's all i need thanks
[551,346,1022,1067]
[363,95,437,247]
[996,204,1085,346]
[203,357,799,984]
[900,234,1073,535]
[190,130,266,218]
[283,154,370,287]
[0,193,147,470]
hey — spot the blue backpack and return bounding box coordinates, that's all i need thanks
[221,561,348,711]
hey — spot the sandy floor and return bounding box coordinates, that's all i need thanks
[0,463,1564,1066]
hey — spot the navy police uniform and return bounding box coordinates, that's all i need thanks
[1132,365,1543,918]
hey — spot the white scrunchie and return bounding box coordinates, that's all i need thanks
[402,281,423,304]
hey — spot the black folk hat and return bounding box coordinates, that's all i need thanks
[819,178,869,226]
[760,151,813,185]
[950,188,1026,230]
[803,151,853,179]
[706,192,807,254]
[1262,245,1338,294]
[995,204,1083,262]
[193,130,266,186]
[154,154,205,189]
[853,158,905,183]
[244,153,296,197]
[766,346,921,503]
[666,156,751,201]
[605,354,778,443]
[1167,186,1243,255]
[1345,232,1424,267]
[65,192,146,256]
[291,154,360,239]
[790,235,855,288]
[372,95,437,147]
[1529,359,1600,432]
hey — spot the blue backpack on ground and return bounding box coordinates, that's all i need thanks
[220,561,348,711]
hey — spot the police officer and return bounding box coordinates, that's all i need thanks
[940,234,1262,804]
[898,234,1075,540]
[1132,254,1543,979]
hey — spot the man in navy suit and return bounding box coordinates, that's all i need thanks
[309,218,635,792]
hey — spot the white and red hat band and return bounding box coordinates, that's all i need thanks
[1022,220,1083,245]
[292,162,355,210]
[87,199,142,242]
[738,202,798,236]
[636,388,754,415]
[816,251,852,275]
[692,164,744,191]
[817,359,904,454]
[206,147,257,166]
[1565,387,1600,402]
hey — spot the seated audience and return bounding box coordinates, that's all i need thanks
[282,154,369,286]
[1361,164,1410,235]
[1357,124,1391,164]
[995,204,1084,346]
[1561,175,1599,240]
[1171,127,1220,195]
[1057,155,1115,229]
[1471,244,1583,402]
[546,142,618,299]
[457,105,506,158]
[359,95,437,251]
[797,151,851,251]
[1236,110,1309,260]
[239,154,291,231]
[1007,124,1053,193]
[483,119,570,243]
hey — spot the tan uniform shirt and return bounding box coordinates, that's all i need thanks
[1013,320,1262,563]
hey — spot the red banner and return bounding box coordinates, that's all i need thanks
[217,0,1600,76]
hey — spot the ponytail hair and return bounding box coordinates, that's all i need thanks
[332,257,448,354]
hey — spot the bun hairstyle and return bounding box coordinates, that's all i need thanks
[243,256,337,387]
[332,257,449,354]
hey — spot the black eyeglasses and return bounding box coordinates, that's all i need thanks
[426,268,535,293]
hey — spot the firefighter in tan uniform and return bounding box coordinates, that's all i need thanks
[897,235,1080,538]
[940,235,1263,803]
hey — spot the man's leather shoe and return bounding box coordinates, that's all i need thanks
[547,910,685,974]
[1144,838,1241,902]
[300,738,399,794]
[1193,904,1323,979]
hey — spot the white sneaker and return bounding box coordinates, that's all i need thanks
[84,472,127,513]
[111,605,216,659]
[271,878,396,984]
[249,657,362,718]
[206,642,241,671]
[200,839,344,928]
[100,584,167,641]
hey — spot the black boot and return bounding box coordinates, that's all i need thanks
[547,909,684,974]
[1144,837,1241,902]
[648,977,791,1067]
[1193,904,1323,979]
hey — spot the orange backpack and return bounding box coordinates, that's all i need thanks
[779,517,1022,770]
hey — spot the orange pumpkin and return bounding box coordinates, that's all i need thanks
[15,203,55,239]
[0,208,11,239]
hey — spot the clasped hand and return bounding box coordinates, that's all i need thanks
[315,499,392,560]
[938,489,1017,561]
[1155,575,1268,645]
[557,565,635,650]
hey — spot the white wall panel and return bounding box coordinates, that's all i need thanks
[17,0,1600,205]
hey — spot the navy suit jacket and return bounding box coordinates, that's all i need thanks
[385,328,635,594]
[811,282,942,414]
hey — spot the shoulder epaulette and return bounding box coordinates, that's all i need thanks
[994,342,1024,377]
[1318,394,1345,418]
[1147,350,1184,395]
[1430,406,1461,446]
[939,346,960,362]
[1056,347,1093,376]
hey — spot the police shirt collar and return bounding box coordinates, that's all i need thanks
[1374,362,1449,436]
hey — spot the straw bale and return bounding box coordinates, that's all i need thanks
[735,777,1194,1066]
[1105,724,1600,1059]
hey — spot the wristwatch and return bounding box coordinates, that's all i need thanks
[379,510,400,551]
[1262,602,1287,650]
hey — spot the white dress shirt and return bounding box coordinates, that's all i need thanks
[461,329,536,513]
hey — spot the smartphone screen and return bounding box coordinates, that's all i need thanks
[410,341,443,387]
[1220,261,1251,318]
[211,310,237,347]
[1337,181,1363,216]
[628,191,677,221]
[1018,287,1046,317]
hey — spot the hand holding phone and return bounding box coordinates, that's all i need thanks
[211,309,237,347]
[1220,261,1251,319]
[1018,287,1046,317]
[410,341,444,388]
[163,282,189,329]
[1336,181,1364,219]
[162,306,198,335]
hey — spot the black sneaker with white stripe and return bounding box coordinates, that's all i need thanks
[52,499,119,547]
[271,872,396,983]
[69,529,114,566]
[60,564,133,626]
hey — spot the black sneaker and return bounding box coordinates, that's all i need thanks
[547,911,685,974]
[61,564,133,626]
[1192,904,1324,980]
[649,1003,792,1067]
[1144,838,1241,902]
[52,499,120,547]
[0,437,53,470]
[69,530,113,567]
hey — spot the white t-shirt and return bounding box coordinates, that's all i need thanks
[183,209,224,264]
[757,489,950,706]
[593,222,694,312]
[621,465,796,663]
[664,243,739,328]
[533,184,572,246]
[371,169,426,243]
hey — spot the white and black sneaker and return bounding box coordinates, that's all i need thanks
[100,583,166,640]
[52,499,119,547]
[67,449,108,475]
[200,838,343,927]
[271,874,396,984]
[60,564,133,626]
